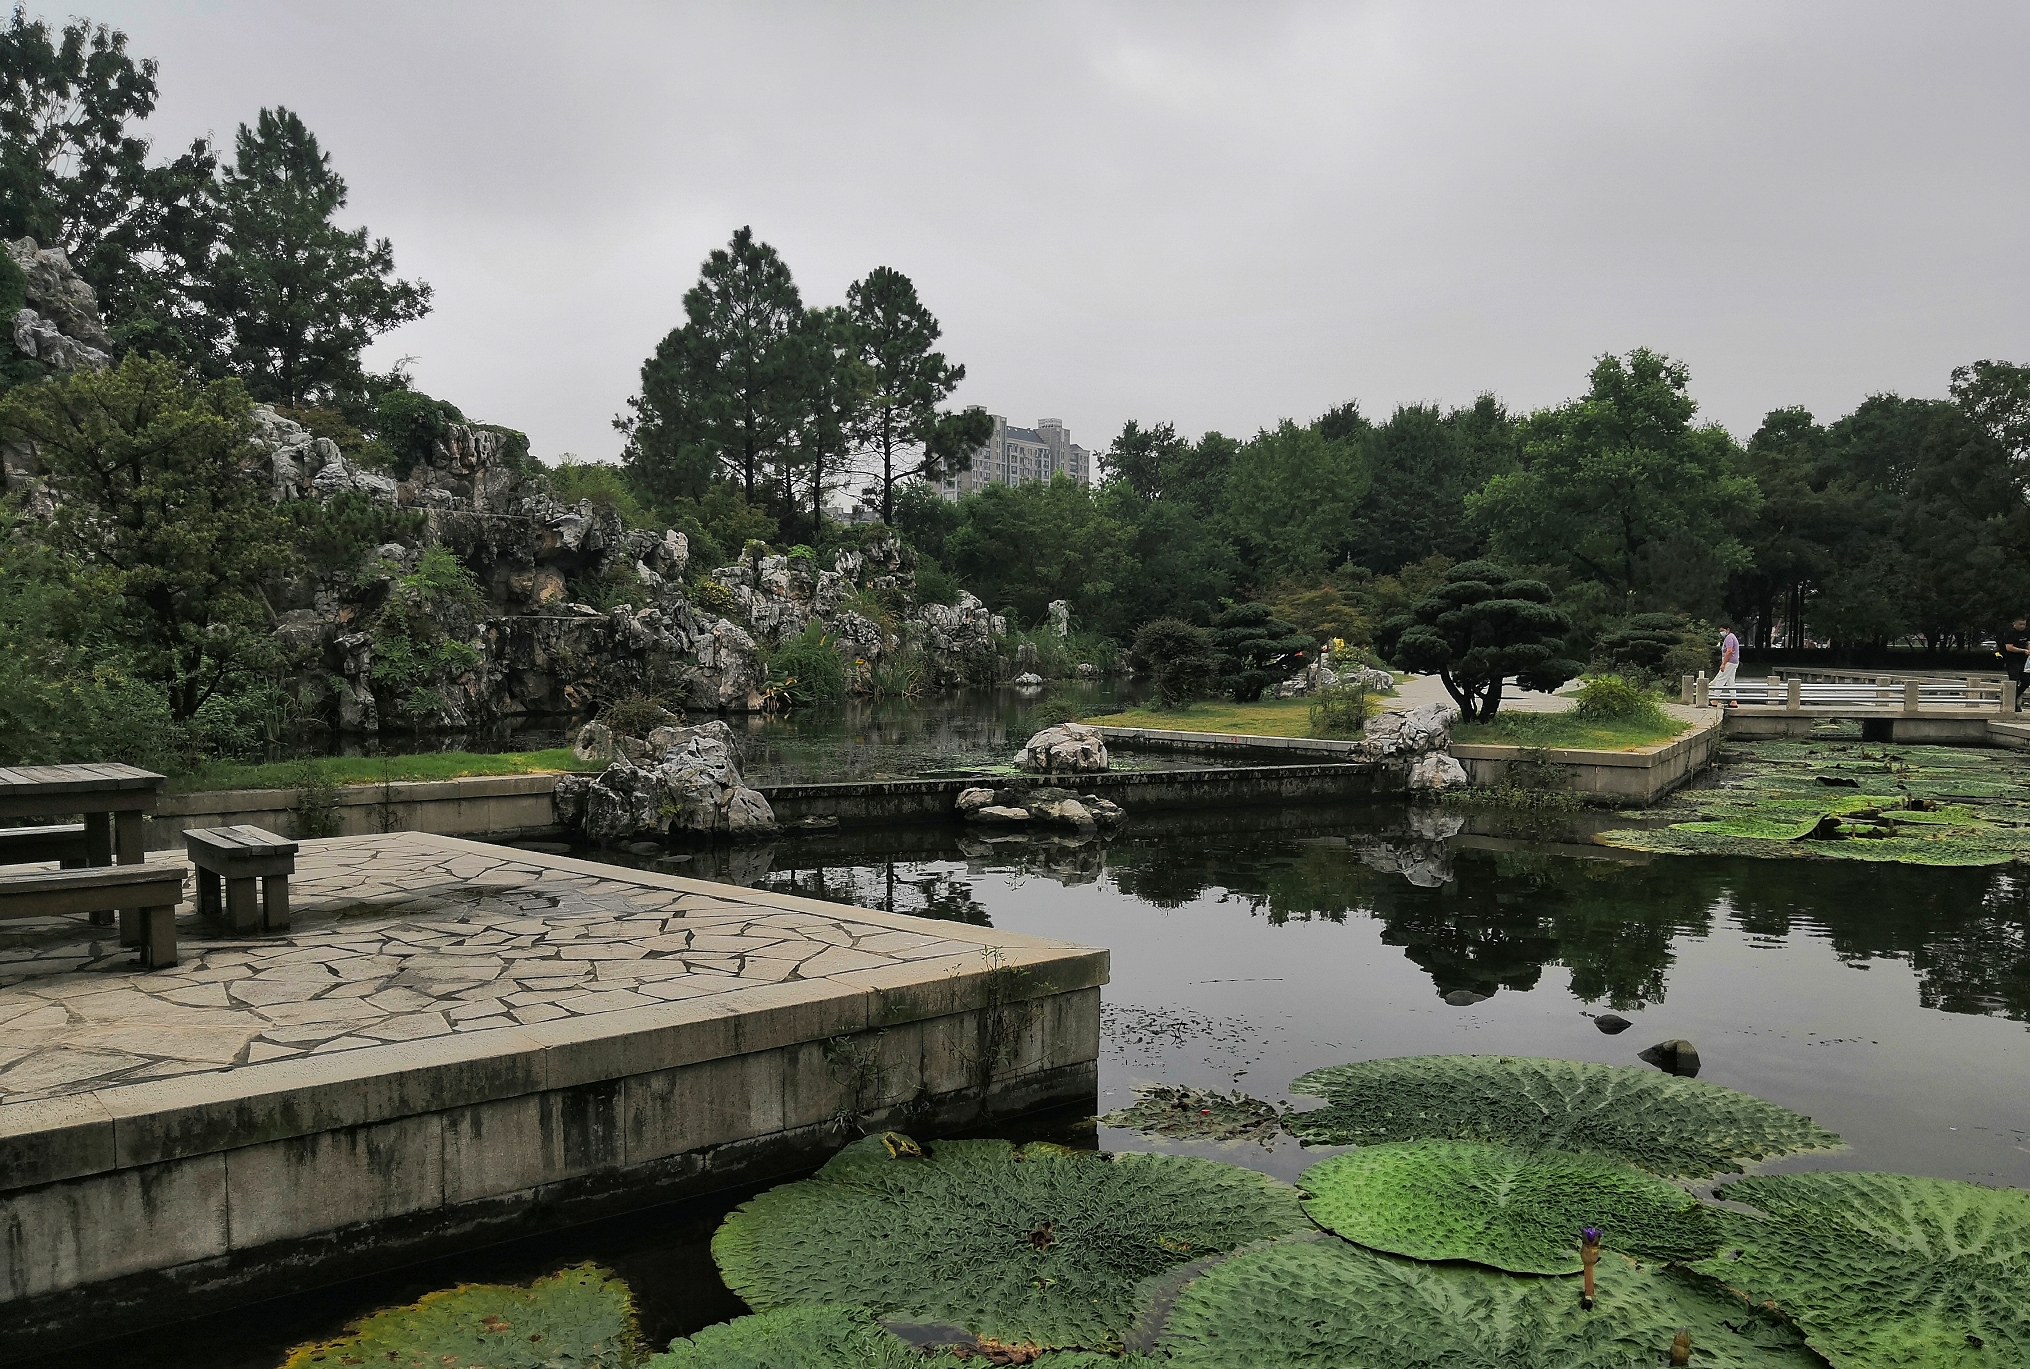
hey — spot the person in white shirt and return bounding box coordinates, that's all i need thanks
[1713,624,1741,691]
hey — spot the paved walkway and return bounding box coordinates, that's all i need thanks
[0,832,1037,1107]
[1385,673,1578,716]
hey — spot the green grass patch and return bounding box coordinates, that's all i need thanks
[169,748,597,794]
[1452,710,1688,752]
[1085,695,1389,739]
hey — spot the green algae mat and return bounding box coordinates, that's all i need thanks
[1599,740,2030,865]
[281,1263,637,1368]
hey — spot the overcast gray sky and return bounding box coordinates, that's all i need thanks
[85,1,2030,466]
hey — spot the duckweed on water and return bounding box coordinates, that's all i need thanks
[1598,740,2030,865]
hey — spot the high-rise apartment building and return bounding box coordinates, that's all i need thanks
[940,416,1093,500]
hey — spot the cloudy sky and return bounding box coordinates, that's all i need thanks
[85,1,2030,466]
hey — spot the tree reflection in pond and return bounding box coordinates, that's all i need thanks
[724,811,2030,1025]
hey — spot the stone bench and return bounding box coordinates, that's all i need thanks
[0,823,90,866]
[185,825,297,934]
[0,863,185,967]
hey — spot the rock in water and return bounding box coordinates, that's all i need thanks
[1638,1039,1701,1077]
[1594,1013,1633,1034]
[1019,722,1110,774]
[1406,752,1470,792]
[955,786,997,813]
[1443,989,1489,1006]
[1013,671,1045,687]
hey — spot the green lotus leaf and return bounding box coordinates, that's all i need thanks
[710,1134,1310,1350]
[1300,1140,1719,1274]
[1693,1171,2030,1368]
[1156,1236,1822,1368]
[645,1304,1161,1368]
[280,1262,636,1369]
[1286,1054,1840,1179]
[1100,1084,1287,1146]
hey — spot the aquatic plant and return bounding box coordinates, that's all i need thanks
[709,1133,1309,1350]
[1298,1140,1718,1274]
[1692,1171,2030,1368]
[645,1304,1160,1367]
[1099,1083,1287,1146]
[1285,1054,1841,1179]
[280,1263,636,1368]
[1153,1235,1821,1368]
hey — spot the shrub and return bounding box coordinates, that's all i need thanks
[1030,699,1085,729]
[545,459,652,527]
[912,554,962,607]
[686,575,742,621]
[1575,674,1657,720]
[1308,681,1375,738]
[766,623,848,709]
[868,641,931,699]
[1214,601,1310,702]
[373,389,463,470]
[600,691,679,737]
[1130,618,1220,708]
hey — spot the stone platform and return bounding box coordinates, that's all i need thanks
[0,833,1105,1356]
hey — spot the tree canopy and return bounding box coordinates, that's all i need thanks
[1377,560,1582,719]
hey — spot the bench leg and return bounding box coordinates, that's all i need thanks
[138,904,177,969]
[197,867,222,919]
[262,875,290,933]
[118,907,139,946]
[226,876,259,934]
[84,812,113,924]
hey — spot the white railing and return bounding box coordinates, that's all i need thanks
[1685,675,2009,713]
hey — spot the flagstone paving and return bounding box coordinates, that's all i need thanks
[0,831,991,1105]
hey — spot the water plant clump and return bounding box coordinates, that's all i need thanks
[1298,1140,1719,1274]
[1598,739,2030,865]
[709,1133,1310,1351]
[1285,1054,1842,1179]
[280,1263,637,1368]
[1152,1235,1822,1368]
[1099,1083,1288,1146]
[1691,1171,2030,1368]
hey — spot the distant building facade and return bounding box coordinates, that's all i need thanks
[940,416,1093,500]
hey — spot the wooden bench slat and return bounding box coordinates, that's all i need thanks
[0,864,184,893]
[186,824,297,857]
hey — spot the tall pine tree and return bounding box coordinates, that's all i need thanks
[846,265,984,523]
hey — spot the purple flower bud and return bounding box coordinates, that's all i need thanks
[1581,1226,1603,1244]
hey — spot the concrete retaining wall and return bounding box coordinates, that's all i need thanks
[1451,709,1726,805]
[1721,713,1994,742]
[152,773,563,850]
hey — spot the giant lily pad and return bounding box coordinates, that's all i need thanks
[1300,1140,1718,1273]
[710,1134,1309,1351]
[1155,1236,1822,1368]
[1693,1171,2030,1368]
[1287,1054,1841,1178]
[645,1304,1161,1368]
[1100,1083,1287,1146]
[281,1263,636,1368]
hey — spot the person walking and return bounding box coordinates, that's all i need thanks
[2003,615,2030,709]
[1713,623,1741,694]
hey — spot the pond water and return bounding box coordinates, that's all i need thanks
[306,682,1145,783]
[47,799,2030,1367]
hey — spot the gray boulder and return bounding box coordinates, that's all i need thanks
[1638,1038,1701,1077]
[1013,672,1045,687]
[1019,722,1109,774]
[570,719,775,843]
[1047,599,1071,639]
[1406,752,1471,792]
[1366,701,1458,757]
[956,786,997,813]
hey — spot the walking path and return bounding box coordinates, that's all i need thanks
[1384,674,1578,716]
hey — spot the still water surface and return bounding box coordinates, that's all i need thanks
[56,802,2030,1367]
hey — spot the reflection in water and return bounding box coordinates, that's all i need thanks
[718,805,2030,1025]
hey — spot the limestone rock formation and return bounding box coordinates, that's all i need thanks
[1406,752,1471,792]
[1018,723,1110,774]
[6,237,111,374]
[561,720,775,844]
[1047,599,1071,639]
[1364,701,1458,757]
[956,784,1126,834]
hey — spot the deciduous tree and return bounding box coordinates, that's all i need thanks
[0,354,297,719]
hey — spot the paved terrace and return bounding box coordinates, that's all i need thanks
[0,831,1075,1105]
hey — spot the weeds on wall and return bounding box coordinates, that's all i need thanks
[290,759,343,838]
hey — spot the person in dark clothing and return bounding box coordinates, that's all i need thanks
[2004,616,2030,709]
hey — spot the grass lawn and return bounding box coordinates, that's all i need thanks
[1451,710,1689,752]
[1082,697,1340,739]
[168,748,597,794]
